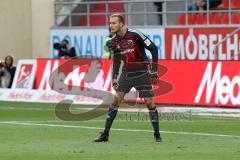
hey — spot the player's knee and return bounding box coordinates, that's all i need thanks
[112,95,123,106]
[109,103,119,110]
[144,98,155,109]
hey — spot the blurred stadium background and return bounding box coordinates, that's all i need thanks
[0,0,240,160]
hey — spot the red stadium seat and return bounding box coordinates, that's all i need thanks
[222,13,230,24]
[80,16,87,26]
[177,13,196,25]
[232,0,240,9]
[222,0,230,9]
[187,13,196,25]
[209,13,215,24]
[195,13,206,24]
[89,15,106,26]
[80,0,125,26]
[231,12,240,24]
[211,13,222,24]
[177,14,186,25]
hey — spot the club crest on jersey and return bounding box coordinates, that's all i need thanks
[120,40,133,49]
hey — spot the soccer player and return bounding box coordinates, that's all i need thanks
[94,13,161,142]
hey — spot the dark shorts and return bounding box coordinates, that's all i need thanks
[115,70,154,98]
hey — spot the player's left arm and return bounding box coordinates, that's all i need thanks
[136,31,159,84]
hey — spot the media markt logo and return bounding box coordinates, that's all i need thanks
[195,62,240,105]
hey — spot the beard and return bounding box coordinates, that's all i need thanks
[111,26,121,34]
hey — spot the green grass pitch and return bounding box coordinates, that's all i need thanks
[0,101,240,160]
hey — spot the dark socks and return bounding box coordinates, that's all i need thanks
[149,107,160,134]
[103,105,118,135]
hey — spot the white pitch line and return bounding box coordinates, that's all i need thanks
[0,121,240,139]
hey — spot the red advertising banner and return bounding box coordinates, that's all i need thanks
[35,59,112,92]
[34,59,239,107]
[154,60,240,107]
[165,28,240,60]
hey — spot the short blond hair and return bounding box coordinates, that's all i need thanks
[110,13,125,25]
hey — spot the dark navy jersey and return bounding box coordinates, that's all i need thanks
[108,28,158,78]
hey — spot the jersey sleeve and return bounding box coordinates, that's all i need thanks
[135,30,158,72]
[111,53,121,79]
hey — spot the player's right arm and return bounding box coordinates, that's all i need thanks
[112,51,121,79]
[107,39,121,89]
